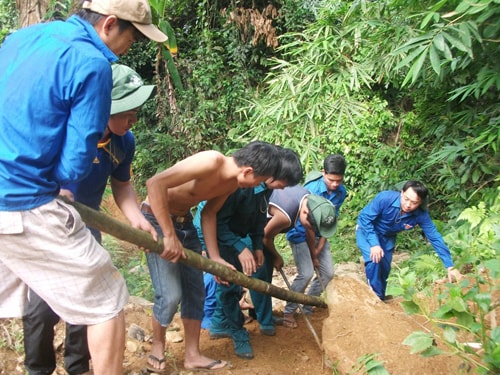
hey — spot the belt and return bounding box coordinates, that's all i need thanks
[140,202,192,223]
[140,202,154,215]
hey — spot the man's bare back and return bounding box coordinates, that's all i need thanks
[145,149,267,262]
[165,152,243,215]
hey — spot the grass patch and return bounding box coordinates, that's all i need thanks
[0,318,23,353]
[103,234,154,302]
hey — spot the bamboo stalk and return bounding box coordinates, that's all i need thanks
[62,198,327,308]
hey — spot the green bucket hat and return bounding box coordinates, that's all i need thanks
[110,64,155,115]
[307,194,337,238]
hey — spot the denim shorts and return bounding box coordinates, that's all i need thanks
[143,212,205,326]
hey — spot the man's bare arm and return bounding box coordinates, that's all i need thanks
[111,178,157,241]
[305,226,320,268]
[200,194,236,270]
[263,209,290,270]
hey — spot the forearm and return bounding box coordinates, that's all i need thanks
[112,180,142,223]
[314,237,327,257]
[201,212,222,261]
[263,237,280,258]
[146,176,176,240]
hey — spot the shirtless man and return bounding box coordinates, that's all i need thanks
[141,141,281,372]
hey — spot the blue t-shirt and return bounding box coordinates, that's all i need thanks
[0,16,117,210]
[356,190,453,267]
[287,176,346,243]
[63,132,135,210]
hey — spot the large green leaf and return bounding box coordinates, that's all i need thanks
[403,331,435,354]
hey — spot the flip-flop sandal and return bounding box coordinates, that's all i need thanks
[185,359,230,372]
[282,317,298,328]
[146,354,168,373]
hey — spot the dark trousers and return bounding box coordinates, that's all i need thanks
[249,247,274,327]
[23,290,90,375]
[364,250,394,300]
[22,226,99,374]
[210,246,247,335]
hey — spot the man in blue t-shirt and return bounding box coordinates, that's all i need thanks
[284,154,347,328]
[22,64,157,375]
[356,180,462,300]
[0,1,166,373]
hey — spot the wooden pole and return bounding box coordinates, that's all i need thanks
[62,198,327,308]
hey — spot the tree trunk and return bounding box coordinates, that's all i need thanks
[16,0,49,27]
[61,197,327,308]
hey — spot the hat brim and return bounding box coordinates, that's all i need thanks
[133,22,168,43]
[111,85,155,115]
[307,194,338,238]
[318,217,338,238]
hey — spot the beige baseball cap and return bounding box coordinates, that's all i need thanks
[82,0,168,42]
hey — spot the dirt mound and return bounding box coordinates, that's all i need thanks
[323,277,465,374]
[1,274,467,375]
[0,197,467,374]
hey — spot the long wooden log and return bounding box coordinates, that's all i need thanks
[62,198,327,308]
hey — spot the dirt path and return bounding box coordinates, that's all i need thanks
[0,266,466,375]
[0,197,469,374]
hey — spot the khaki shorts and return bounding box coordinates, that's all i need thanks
[0,199,128,325]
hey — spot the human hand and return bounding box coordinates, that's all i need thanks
[159,234,186,262]
[59,189,74,202]
[211,256,237,271]
[369,246,384,263]
[238,248,257,276]
[131,217,158,242]
[254,249,264,268]
[447,267,463,283]
[210,256,236,286]
[312,256,320,269]
[273,254,284,271]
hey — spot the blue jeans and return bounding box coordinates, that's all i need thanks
[201,272,217,329]
[356,228,393,300]
[284,239,334,315]
[144,213,205,326]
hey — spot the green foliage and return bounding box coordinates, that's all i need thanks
[103,235,154,301]
[274,0,319,43]
[0,0,16,44]
[445,187,500,265]
[392,0,499,90]
[44,0,72,21]
[131,118,185,197]
[118,41,159,81]
[131,1,281,189]
[0,319,23,353]
[230,0,499,217]
[402,331,443,357]
[348,353,389,375]
[394,192,500,374]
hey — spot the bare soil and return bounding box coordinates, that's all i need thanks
[0,265,469,375]
[0,197,472,374]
